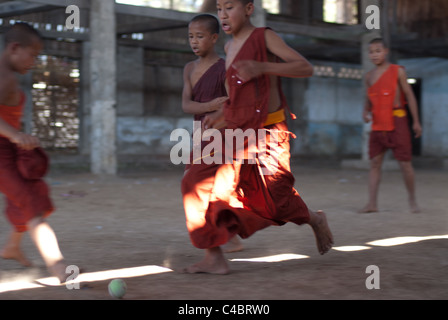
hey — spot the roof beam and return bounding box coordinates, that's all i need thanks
[0,1,53,18]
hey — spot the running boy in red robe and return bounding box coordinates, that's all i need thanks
[0,23,72,283]
[360,38,422,213]
[181,0,333,274]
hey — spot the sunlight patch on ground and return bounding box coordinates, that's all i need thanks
[332,245,371,252]
[230,253,309,263]
[0,265,172,294]
[367,234,448,247]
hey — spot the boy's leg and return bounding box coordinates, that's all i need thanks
[1,230,32,267]
[222,235,243,253]
[359,152,385,213]
[307,210,334,255]
[398,161,420,213]
[27,217,67,283]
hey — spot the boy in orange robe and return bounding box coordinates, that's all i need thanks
[0,23,73,283]
[181,0,333,274]
[360,38,422,213]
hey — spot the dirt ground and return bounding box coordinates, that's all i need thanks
[0,163,447,301]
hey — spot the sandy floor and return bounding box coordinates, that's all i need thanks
[0,163,447,301]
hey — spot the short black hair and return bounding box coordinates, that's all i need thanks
[190,14,220,35]
[369,38,388,48]
[4,22,42,47]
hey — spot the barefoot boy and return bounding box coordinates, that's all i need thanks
[0,23,72,283]
[360,38,422,213]
[181,0,333,274]
[182,14,242,253]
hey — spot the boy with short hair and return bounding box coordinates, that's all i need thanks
[181,0,333,274]
[0,22,72,283]
[360,38,422,213]
[181,14,243,253]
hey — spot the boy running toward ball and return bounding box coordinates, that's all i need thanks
[0,23,73,283]
[181,0,333,274]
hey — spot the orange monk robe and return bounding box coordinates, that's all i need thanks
[368,64,407,131]
[368,64,412,161]
[0,93,53,232]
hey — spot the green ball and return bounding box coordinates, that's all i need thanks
[108,279,127,299]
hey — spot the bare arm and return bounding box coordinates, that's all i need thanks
[398,67,422,138]
[363,74,372,123]
[0,118,39,150]
[232,29,313,82]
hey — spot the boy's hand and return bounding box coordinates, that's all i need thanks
[10,132,40,150]
[207,96,228,112]
[362,110,371,123]
[413,122,422,138]
[232,60,261,83]
[203,107,226,130]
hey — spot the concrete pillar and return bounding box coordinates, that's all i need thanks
[252,0,266,27]
[80,41,90,156]
[89,0,117,174]
[117,46,144,117]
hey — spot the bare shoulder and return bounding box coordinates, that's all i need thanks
[264,28,284,45]
[183,60,197,82]
[183,60,196,73]
[397,65,408,79]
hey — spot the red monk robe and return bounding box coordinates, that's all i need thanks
[191,58,227,123]
[182,28,309,250]
[368,64,412,161]
[187,58,227,168]
[0,92,53,232]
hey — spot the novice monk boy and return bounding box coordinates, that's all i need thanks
[0,23,72,283]
[181,0,333,275]
[182,14,242,252]
[360,38,422,213]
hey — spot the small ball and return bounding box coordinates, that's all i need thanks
[108,279,127,299]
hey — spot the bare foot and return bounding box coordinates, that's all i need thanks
[308,210,333,255]
[181,247,230,275]
[48,260,70,284]
[358,205,378,213]
[1,246,33,267]
[410,200,421,213]
[222,236,244,253]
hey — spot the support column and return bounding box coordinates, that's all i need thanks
[89,0,117,174]
[252,0,266,27]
